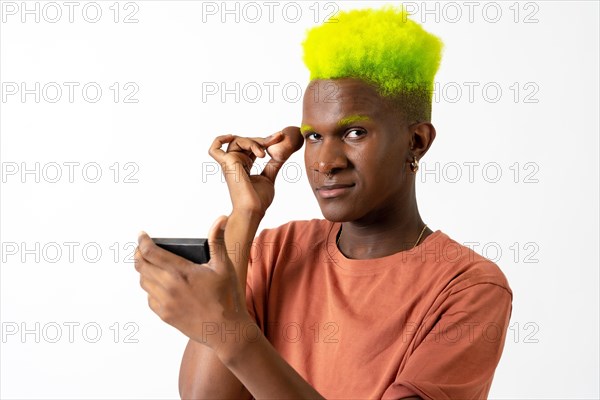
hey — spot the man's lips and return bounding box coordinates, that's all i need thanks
[316,183,355,199]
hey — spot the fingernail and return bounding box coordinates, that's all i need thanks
[138,230,147,239]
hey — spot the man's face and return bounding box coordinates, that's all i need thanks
[301,78,414,223]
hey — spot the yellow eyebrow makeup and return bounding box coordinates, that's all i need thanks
[337,115,370,126]
[300,124,314,134]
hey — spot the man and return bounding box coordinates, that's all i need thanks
[135,6,512,399]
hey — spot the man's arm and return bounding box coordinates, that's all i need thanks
[178,210,261,399]
[179,130,303,398]
[138,218,418,400]
[179,339,251,399]
[208,317,421,400]
[382,282,513,400]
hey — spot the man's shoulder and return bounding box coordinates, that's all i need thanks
[430,231,513,297]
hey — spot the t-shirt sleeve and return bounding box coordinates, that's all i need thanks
[382,281,513,400]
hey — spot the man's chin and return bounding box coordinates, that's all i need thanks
[319,205,352,223]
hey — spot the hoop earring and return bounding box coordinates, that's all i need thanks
[410,156,419,173]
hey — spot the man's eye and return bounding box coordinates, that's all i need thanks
[306,132,321,141]
[345,129,366,139]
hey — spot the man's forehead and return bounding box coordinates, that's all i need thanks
[302,79,387,127]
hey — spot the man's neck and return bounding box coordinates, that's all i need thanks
[336,201,432,260]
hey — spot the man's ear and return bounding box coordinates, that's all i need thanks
[410,122,436,158]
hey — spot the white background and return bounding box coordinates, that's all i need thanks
[1,1,598,398]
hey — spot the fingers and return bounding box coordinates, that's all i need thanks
[209,130,294,158]
[210,134,282,180]
[136,249,172,287]
[257,131,284,148]
[208,128,302,184]
[139,272,167,298]
[134,243,184,299]
[282,126,304,152]
[147,295,162,316]
[208,134,235,164]
[137,232,192,273]
[135,246,173,316]
[225,138,263,172]
[262,126,303,183]
[227,133,284,158]
[226,138,261,159]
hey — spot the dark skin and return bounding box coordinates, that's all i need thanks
[303,78,436,258]
[137,78,434,399]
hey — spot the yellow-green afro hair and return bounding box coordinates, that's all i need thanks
[302,6,444,121]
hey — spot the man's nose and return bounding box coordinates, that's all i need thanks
[316,139,347,175]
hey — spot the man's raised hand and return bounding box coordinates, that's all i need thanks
[208,126,303,216]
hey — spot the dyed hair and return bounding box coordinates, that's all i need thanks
[301,6,444,122]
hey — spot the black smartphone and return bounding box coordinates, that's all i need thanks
[151,238,210,264]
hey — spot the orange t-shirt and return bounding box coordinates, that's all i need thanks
[246,219,513,400]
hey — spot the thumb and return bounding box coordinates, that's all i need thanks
[207,215,229,270]
[261,131,284,147]
[262,126,304,183]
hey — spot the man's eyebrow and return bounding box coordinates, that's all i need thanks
[300,116,370,134]
[300,124,313,134]
[337,115,370,126]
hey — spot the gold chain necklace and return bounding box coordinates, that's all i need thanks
[336,224,428,249]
